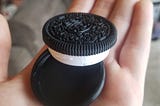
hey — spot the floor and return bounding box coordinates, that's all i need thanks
[8,0,160,106]
[144,40,160,106]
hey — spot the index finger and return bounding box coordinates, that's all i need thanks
[68,0,95,12]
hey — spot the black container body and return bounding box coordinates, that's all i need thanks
[31,50,105,106]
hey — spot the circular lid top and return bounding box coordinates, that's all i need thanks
[31,50,105,106]
[43,13,117,56]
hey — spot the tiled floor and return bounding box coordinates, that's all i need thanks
[8,0,160,105]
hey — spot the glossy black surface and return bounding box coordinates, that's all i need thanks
[31,50,105,106]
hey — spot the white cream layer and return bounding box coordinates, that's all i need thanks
[48,48,110,66]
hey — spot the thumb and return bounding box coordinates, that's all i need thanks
[0,15,11,82]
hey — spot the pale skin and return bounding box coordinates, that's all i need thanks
[0,0,153,106]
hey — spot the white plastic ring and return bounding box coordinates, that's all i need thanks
[48,48,110,66]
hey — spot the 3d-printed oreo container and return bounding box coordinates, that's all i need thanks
[31,13,117,106]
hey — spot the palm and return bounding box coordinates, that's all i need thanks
[91,64,142,106]
[0,0,153,106]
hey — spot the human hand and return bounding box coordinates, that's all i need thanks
[0,0,153,106]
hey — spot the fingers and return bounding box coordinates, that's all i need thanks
[108,0,138,60]
[91,0,115,17]
[68,0,95,12]
[19,0,95,82]
[21,0,96,76]
[0,15,11,82]
[119,0,153,81]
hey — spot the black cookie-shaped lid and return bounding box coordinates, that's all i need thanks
[43,13,117,56]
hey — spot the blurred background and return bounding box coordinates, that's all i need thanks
[0,0,160,106]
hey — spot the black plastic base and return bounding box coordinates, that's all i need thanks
[31,50,105,106]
